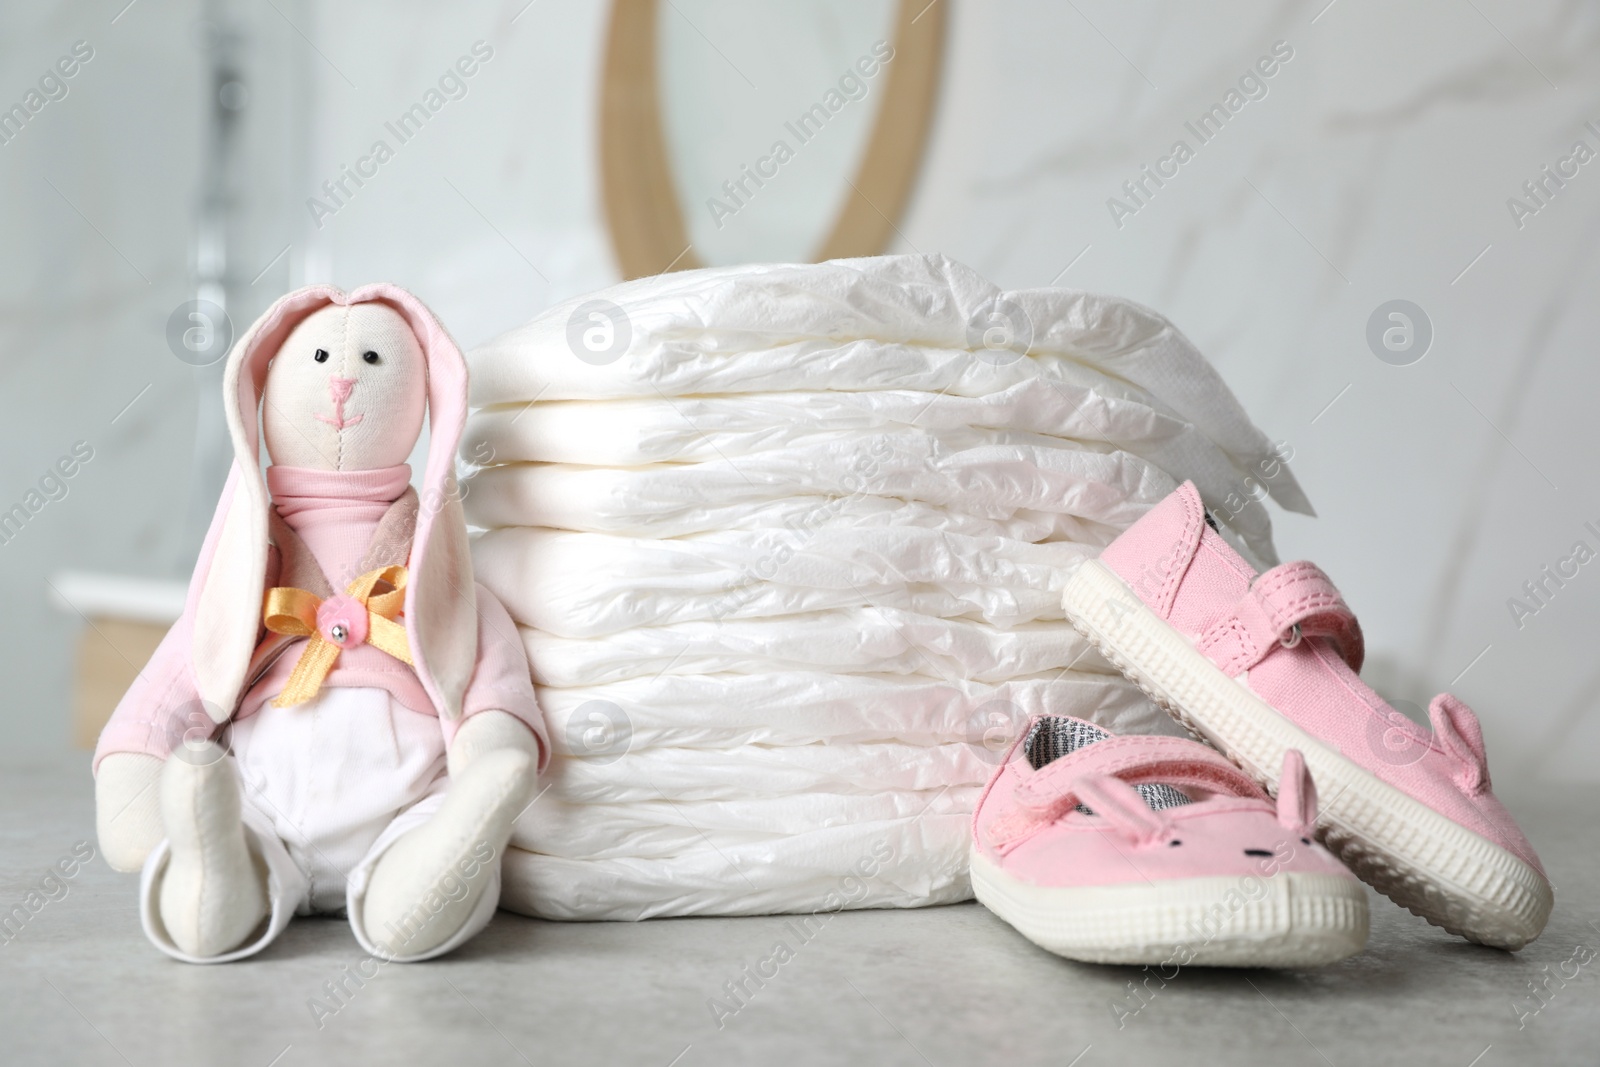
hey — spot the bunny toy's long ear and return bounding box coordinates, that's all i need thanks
[189,286,345,723]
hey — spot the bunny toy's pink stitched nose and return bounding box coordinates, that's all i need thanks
[315,375,364,430]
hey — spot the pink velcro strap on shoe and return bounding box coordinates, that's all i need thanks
[986,736,1266,850]
[1013,736,1266,809]
[1196,561,1365,677]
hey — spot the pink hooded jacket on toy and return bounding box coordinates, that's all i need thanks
[93,284,549,771]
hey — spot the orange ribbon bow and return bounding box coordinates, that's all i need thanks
[261,564,413,707]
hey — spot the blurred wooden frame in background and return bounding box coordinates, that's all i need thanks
[600,0,946,280]
[53,572,184,748]
[74,619,168,747]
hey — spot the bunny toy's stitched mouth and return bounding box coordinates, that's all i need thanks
[314,375,365,431]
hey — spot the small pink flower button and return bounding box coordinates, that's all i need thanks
[316,594,368,648]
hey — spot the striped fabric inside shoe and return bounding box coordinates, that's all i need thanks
[1021,716,1191,812]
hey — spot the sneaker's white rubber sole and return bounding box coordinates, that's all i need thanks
[970,850,1369,967]
[1061,558,1553,950]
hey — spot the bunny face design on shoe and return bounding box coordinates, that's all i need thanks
[969,715,1369,968]
[262,302,427,472]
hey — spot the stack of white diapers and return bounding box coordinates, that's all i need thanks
[463,254,1308,920]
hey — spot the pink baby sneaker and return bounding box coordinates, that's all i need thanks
[1061,481,1552,949]
[970,715,1368,967]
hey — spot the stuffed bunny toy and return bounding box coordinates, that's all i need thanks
[93,284,548,963]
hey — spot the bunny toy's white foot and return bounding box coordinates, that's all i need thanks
[361,749,535,959]
[158,744,270,958]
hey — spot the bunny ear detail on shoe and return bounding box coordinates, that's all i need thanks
[968,715,1371,966]
[1430,693,1491,795]
[1072,775,1171,846]
[1275,749,1318,833]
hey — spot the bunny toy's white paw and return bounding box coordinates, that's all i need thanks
[361,748,536,959]
[157,744,269,959]
[96,751,165,872]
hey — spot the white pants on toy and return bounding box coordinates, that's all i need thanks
[138,687,500,964]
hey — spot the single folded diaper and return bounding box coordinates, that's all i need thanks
[464,471,1122,543]
[515,791,968,862]
[529,671,1164,754]
[473,525,1093,637]
[518,610,1115,685]
[500,814,974,920]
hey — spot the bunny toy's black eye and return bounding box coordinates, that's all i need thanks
[362,350,380,365]
[313,349,329,363]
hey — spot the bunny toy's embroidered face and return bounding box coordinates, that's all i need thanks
[262,303,427,471]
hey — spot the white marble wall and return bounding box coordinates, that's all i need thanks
[3,0,1596,781]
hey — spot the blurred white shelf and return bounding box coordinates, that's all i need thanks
[49,570,187,625]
